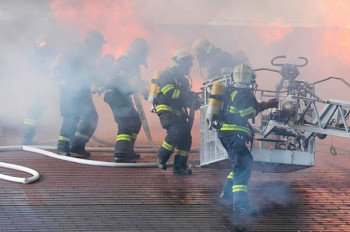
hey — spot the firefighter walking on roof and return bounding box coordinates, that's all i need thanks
[213,64,278,214]
[155,48,200,174]
[104,38,150,163]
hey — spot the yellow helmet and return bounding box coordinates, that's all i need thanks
[129,37,150,55]
[172,48,192,62]
[191,38,213,58]
[233,64,254,85]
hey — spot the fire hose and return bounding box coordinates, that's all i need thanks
[0,145,186,184]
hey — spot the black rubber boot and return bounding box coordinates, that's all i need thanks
[232,191,258,215]
[70,137,90,158]
[173,154,192,175]
[57,140,71,156]
[157,148,172,170]
[115,153,136,163]
[220,174,233,202]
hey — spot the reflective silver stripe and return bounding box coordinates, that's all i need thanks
[175,149,189,156]
[75,132,89,140]
[24,118,36,126]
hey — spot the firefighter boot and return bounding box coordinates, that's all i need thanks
[157,148,172,170]
[70,136,90,158]
[232,191,258,215]
[22,124,36,145]
[129,138,141,160]
[57,140,71,156]
[173,154,192,175]
[220,173,233,202]
[115,153,136,163]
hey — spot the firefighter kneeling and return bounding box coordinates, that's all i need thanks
[155,48,200,175]
[216,64,278,214]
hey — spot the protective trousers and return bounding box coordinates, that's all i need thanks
[104,91,141,156]
[157,111,192,168]
[218,131,253,206]
[57,86,98,153]
[22,95,47,145]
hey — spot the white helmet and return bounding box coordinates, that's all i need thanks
[233,64,254,85]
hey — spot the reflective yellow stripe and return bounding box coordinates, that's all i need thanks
[227,172,234,180]
[229,106,239,114]
[220,123,251,136]
[155,104,180,116]
[58,136,70,142]
[106,89,113,92]
[116,134,131,142]
[231,90,238,101]
[24,118,36,126]
[239,106,256,117]
[161,140,174,151]
[161,84,175,95]
[172,89,180,99]
[175,149,189,157]
[232,185,248,192]
[75,132,89,140]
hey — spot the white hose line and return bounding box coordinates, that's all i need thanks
[23,146,173,168]
[0,161,40,184]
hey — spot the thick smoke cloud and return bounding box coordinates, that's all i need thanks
[1,0,349,145]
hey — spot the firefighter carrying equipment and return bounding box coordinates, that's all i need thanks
[148,70,162,105]
[206,82,225,130]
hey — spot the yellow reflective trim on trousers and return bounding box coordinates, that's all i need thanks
[220,124,251,136]
[155,104,180,116]
[116,134,131,142]
[227,172,234,179]
[229,106,239,114]
[75,132,89,140]
[175,149,189,156]
[232,185,248,192]
[106,89,113,92]
[172,89,180,99]
[161,84,175,95]
[239,106,256,117]
[58,136,70,142]
[24,118,36,125]
[161,140,174,151]
[231,90,238,101]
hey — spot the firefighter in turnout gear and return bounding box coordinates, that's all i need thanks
[104,38,150,163]
[218,64,278,214]
[155,48,199,174]
[22,35,57,145]
[191,38,249,80]
[56,30,105,157]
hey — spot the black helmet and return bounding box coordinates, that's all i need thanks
[83,30,106,47]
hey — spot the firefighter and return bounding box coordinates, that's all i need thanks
[191,38,249,79]
[155,48,200,175]
[104,38,150,163]
[22,36,57,145]
[217,64,278,214]
[56,30,105,157]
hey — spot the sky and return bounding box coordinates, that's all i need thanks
[0,0,349,145]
